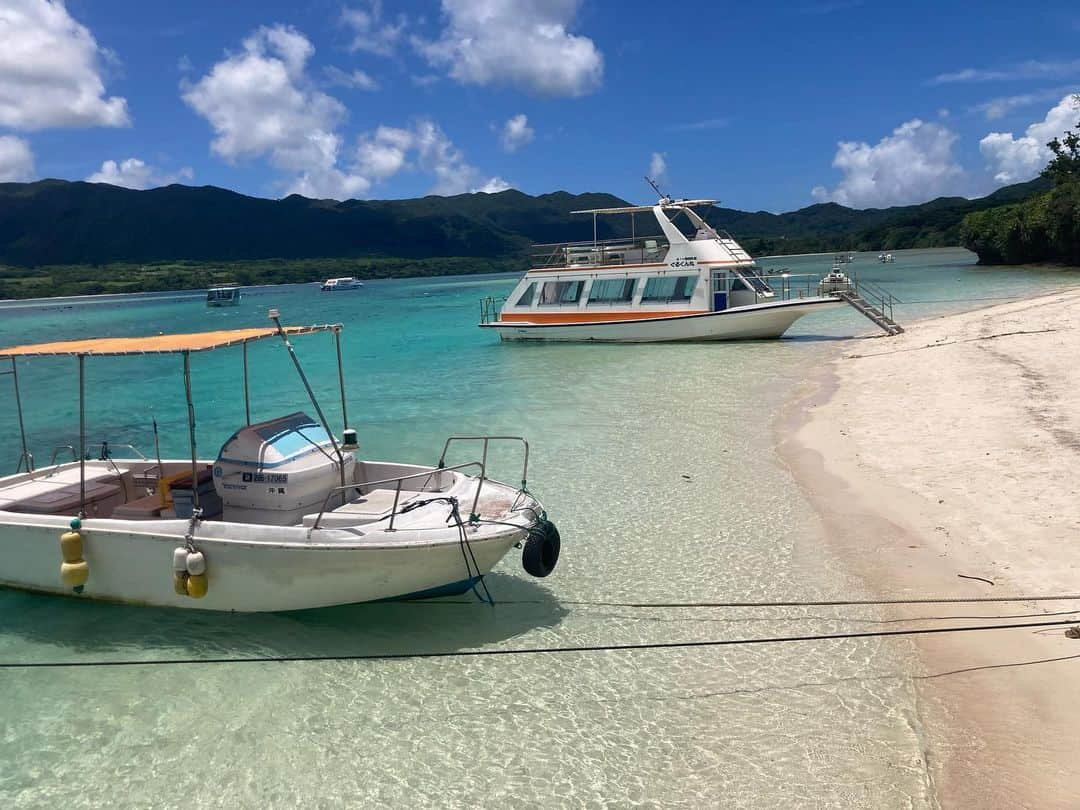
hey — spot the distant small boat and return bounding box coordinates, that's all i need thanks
[321,277,364,291]
[206,284,241,307]
[878,253,895,264]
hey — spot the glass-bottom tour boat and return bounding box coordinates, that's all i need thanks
[480,196,845,342]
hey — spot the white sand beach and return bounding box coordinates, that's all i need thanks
[782,288,1080,808]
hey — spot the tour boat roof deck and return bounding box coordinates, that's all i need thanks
[570,199,717,215]
[0,325,340,358]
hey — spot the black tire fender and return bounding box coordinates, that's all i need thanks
[522,520,561,578]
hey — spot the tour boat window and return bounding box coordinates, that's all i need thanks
[514,282,536,306]
[641,275,697,302]
[540,280,584,305]
[588,277,636,303]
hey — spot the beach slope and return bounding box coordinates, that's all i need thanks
[783,288,1080,808]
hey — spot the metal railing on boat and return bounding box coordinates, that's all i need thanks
[311,436,530,531]
[438,436,530,488]
[310,461,486,531]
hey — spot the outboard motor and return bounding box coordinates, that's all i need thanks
[213,411,355,526]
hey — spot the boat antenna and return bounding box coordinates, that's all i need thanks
[267,309,347,492]
[644,175,672,205]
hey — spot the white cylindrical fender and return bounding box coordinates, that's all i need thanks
[172,547,189,572]
[185,550,207,576]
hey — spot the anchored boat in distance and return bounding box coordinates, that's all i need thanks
[479,192,846,342]
[321,277,364,291]
[206,284,242,307]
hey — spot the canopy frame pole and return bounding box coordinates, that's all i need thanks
[242,340,251,426]
[78,353,86,517]
[269,312,346,491]
[182,351,200,512]
[9,358,32,473]
[333,327,348,431]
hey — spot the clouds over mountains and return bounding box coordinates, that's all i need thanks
[812,94,1078,208]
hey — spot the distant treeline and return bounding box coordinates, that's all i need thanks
[0,256,524,300]
[0,171,1068,299]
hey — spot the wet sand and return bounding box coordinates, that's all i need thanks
[780,288,1080,808]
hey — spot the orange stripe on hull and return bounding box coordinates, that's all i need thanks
[497,310,707,324]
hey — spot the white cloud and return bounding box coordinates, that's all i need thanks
[0,135,35,181]
[970,87,1078,121]
[355,119,510,195]
[475,176,511,193]
[182,26,506,200]
[979,94,1080,184]
[325,66,379,91]
[85,157,193,189]
[665,118,728,133]
[0,0,129,130]
[811,119,966,208]
[182,25,371,200]
[649,152,668,185]
[417,0,603,97]
[500,114,534,152]
[928,59,1080,85]
[342,2,407,57]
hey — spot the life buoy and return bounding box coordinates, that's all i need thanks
[522,519,561,578]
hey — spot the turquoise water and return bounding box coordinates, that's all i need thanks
[0,249,1077,807]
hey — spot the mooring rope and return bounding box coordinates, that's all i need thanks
[2,617,1076,670]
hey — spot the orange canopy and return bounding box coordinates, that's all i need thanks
[0,325,340,358]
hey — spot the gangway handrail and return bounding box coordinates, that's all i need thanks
[311,461,486,531]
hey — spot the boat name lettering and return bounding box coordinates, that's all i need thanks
[670,257,697,268]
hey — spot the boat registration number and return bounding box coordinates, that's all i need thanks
[241,472,289,484]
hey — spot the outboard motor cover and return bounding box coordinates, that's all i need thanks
[213,411,355,526]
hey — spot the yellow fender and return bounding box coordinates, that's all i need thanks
[59,519,89,592]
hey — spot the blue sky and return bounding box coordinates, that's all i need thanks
[1,0,1078,212]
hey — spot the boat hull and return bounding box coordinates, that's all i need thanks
[482,298,843,342]
[0,512,525,612]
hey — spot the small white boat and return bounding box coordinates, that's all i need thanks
[480,194,844,342]
[321,277,364,291]
[0,314,559,612]
[206,284,241,307]
[818,259,854,295]
[878,252,895,264]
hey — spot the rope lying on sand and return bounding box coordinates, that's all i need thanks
[2,617,1078,670]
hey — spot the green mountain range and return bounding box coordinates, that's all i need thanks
[0,176,1054,298]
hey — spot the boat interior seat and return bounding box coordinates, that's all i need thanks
[0,478,123,517]
[112,491,167,520]
[301,487,429,528]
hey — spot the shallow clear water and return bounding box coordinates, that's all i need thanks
[0,249,1076,807]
